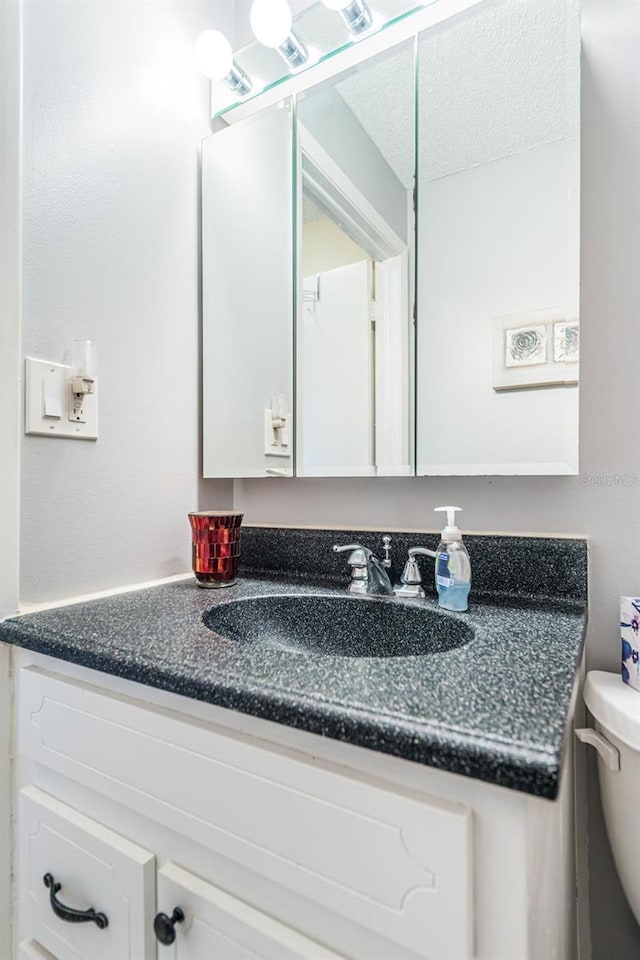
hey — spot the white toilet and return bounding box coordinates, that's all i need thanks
[581,671,640,925]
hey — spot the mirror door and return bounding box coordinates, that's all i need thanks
[415,0,581,475]
[296,40,416,477]
[202,102,294,478]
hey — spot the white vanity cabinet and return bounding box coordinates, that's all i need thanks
[10,648,577,960]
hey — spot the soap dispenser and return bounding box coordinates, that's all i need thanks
[433,506,471,611]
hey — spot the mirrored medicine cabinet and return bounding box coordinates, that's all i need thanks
[202,0,581,479]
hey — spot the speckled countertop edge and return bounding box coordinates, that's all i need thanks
[0,562,588,800]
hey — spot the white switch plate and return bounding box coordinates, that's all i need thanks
[25,357,98,440]
[264,408,291,458]
[42,380,63,419]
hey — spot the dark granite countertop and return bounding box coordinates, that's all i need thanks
[0,526,588,800]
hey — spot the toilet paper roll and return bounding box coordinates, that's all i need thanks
[621,596,640,692]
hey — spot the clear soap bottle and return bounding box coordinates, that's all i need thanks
[433,506,471,612]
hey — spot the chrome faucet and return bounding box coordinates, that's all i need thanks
[333,540,394,597]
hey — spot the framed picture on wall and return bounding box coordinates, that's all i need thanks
[492,308,579,391]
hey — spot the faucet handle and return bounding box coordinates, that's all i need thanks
[409,546,438,560]
[394,545,437,599]
[333,543,372,593]
[333,543,371,567]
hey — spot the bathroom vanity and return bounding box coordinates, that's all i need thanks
[1,528,588,960]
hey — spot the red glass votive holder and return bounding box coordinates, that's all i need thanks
[188,511,244,588]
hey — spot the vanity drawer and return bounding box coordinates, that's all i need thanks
[20,666,473,959]
[156,861,345,960]
[19,785,155,960]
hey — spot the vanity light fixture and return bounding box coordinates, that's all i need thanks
[321,0,374,37]
[250,0,309,70]
[194,29,253,96]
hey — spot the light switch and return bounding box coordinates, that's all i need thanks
[42,380,62,419]
[264,408,291,458]
[25,357,98,440]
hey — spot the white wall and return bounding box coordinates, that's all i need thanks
[417,139,579,474]
[0,0,22,623]
[20,0,234,603]
[230,3,640,954]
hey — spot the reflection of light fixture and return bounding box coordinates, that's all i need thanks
[321,0,373,36]
[250,0,309,70]
[194,30,253,96]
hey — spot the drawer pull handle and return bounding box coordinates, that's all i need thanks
[154,907,185,945]
[43,873,109,930]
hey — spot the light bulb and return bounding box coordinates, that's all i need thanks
[321,0,373,35]
[193,30,234,81]
[250,0,293,48]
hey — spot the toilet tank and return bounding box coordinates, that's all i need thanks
[584,671,640,926]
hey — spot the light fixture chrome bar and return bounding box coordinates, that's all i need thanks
[277,31,309,69]
[340,0,373,35]
[223,0,485,124]
[223,62,253,96]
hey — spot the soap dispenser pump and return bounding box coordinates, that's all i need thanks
[433,506,471,611]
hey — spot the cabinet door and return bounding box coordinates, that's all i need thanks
[20,786,156,960]
[18,941,58,960]
[156,862,345,960]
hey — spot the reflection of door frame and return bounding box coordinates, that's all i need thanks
[298,123,412,477]
[299,125,406,261]
[375,256,412,476]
